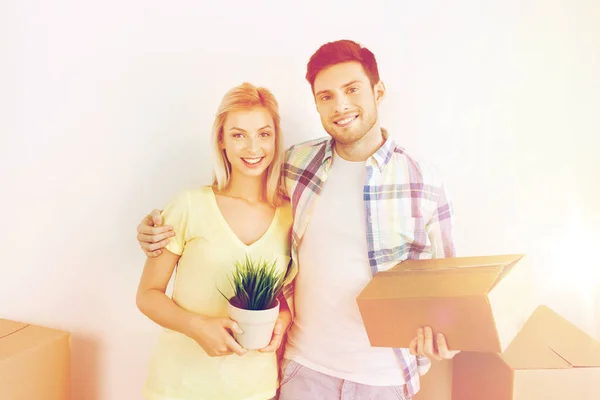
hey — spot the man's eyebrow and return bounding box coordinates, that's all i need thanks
[315,89,331,97]
[342,80,361,88]
[315,80,362,97]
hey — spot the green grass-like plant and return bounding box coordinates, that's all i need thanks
[220,255,285,311]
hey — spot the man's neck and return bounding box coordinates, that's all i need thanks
[334,124,386,162]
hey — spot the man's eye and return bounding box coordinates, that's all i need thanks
[348,87,358,93]
[321,95,332,101]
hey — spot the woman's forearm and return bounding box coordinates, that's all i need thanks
[136,289,202,337]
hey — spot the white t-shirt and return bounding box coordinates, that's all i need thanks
[284,149,405,386]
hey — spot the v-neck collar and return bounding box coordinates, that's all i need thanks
[207,187,280,249]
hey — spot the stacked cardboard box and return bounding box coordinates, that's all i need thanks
[452,305,600,399]
[357,254,600,399]
[0,318,71,399]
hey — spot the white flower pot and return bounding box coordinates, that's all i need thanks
[228,300,280,350]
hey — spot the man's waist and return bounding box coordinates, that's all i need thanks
[282,344,406,386]
[286,325,402,367]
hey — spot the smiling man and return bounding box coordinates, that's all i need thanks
[137,40,458,400]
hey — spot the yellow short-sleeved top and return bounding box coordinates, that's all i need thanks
[143,186,293,400]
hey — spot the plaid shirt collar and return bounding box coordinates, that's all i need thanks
[320,128,396,172]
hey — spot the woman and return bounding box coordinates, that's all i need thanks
[136,82,294,400]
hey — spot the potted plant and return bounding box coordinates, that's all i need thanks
[220,255,286,350]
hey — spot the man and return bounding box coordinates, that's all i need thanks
[137,40,458,399]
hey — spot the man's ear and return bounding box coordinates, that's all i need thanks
[374,80,386,105]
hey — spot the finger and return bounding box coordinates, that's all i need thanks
[424,327,442,361]
[273,319,284,335]
[225,336,247,356]
[409,337,418,356]
[140,242,162,257]
[436,333,458,359]
[143,211,161,225]
[145,249,162,258]
[216,349,233,357]
[423,326,434,355]
[138,215,156,234]
[137,231,175,244]
[150,209,163,226]
[147,239,172,252]
[417,327,425,356]
[138,224,174,237]
[259,322,284,353]
[222,319,244,335]
[258,337,281,353]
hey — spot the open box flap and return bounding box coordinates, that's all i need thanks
[502,306,600,369]
[0,319,28,340]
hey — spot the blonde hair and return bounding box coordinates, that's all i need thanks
[211,82,284,207]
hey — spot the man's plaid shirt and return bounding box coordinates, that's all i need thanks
[280,129,456,398]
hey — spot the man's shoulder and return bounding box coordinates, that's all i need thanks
[284,136,331,168]
[285,136,331,158]
[389,145,444,187]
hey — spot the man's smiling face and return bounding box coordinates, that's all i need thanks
[313,61,382,146]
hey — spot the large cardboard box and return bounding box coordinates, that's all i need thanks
[452,305,600,400]
[413,359,453,400]
[356,254,535,353]
[0,318,71,400]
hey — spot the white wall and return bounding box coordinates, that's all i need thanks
[1,1,599,399]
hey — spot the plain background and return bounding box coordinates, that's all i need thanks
[1,0,599,399]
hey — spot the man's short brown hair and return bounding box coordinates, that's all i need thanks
[306,40,380,92]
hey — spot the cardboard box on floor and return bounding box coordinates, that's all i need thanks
[0,318,71,400]
[356,254,536,353]
[452,305,600,400]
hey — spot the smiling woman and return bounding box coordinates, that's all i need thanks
[211,82,284,208]
[134,82,295,400]
[221,109,276,176]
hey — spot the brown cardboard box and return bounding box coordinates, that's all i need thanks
[356,254,535,353]
[413,359,453,400]
[0,318,71,400]
[452,305,600,400]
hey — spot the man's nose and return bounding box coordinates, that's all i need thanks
[334,94,350,113]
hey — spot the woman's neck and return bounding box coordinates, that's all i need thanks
[219,173,266,203]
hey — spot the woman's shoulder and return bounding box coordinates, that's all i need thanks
[171,185,214,203]
[163,185,214,219]
[187,185,214,199]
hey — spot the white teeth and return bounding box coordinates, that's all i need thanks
[335,115,357,125]
[242,157,262,164]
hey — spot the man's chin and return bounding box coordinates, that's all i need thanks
[326,128,366,145]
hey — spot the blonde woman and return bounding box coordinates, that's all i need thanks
[136,82,294,400]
